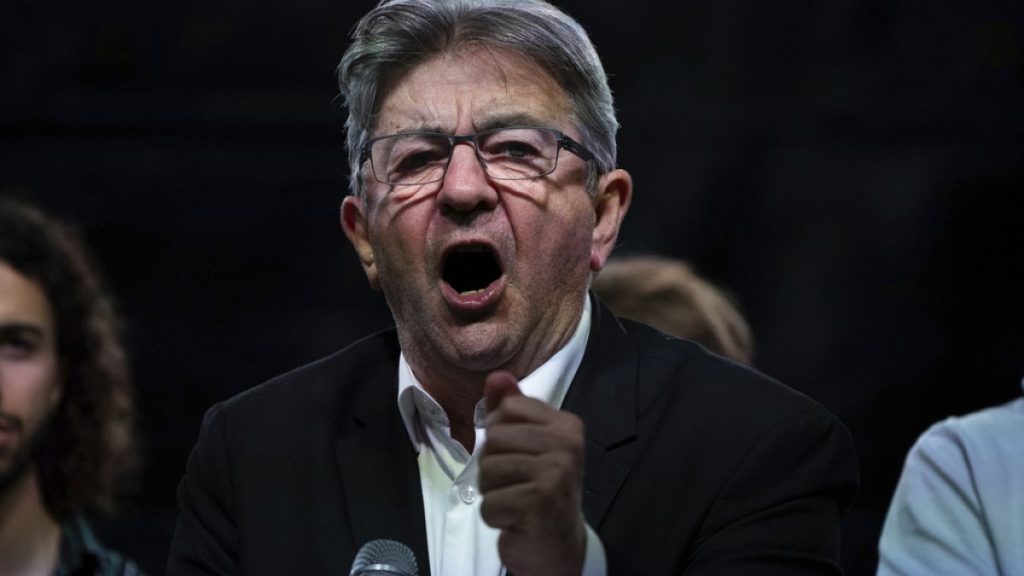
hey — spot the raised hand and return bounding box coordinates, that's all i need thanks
[479,371,587,576]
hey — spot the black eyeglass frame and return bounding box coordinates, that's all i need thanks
[359,126,596,186]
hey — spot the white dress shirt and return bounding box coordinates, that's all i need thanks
[397,296,606,576]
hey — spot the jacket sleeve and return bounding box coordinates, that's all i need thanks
[166,403,239,576]
[685,408,860,575]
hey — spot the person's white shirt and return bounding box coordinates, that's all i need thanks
[397,296,606,576]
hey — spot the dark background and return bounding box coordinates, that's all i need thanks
[2,1,1022,574]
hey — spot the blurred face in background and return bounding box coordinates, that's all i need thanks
[0,260,61,491]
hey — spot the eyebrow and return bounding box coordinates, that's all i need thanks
[391,125,445,136]
[475,113,551,132]
[0,323,46,339]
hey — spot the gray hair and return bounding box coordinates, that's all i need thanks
[336,0,619,198]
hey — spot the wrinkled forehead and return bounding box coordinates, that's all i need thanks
[370,47,575,137]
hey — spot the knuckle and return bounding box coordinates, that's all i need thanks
[480,497,511,528]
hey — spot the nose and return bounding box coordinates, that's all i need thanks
[437,141,498,214]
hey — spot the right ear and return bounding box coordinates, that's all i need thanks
[341,195,381,290]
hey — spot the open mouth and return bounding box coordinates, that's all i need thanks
[442,244,503,295]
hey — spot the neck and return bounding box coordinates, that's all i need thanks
[406,317,582,452]
[0,466,61,576]
[402,298,588,452]
[417,369,484,452]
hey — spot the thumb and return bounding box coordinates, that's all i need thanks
[484,370,522,413]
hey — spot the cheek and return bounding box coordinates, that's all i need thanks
[530,206,594,275]
[370,211,432,284]
[0,358,61,415]
[558,198,597,250]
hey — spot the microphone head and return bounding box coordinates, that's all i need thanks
[349,539,419,576]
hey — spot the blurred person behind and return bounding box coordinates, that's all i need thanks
[0,195,141,576]
[877,377,1024,575]
[593,255,754,365]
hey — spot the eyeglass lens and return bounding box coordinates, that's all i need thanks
[371,128,560,185]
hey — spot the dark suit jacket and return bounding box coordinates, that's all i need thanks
[167,297,858,575]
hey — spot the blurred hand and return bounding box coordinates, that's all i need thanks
[479,371,587,576]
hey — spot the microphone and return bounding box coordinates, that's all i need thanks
[349,539,419,576]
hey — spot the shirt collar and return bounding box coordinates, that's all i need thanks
[397,295,592,450]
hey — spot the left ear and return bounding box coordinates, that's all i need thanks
[590,168,632,272]
[341,194,382,290]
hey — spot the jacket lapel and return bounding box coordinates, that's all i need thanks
[334,357,432,576]
[562,295,640,529]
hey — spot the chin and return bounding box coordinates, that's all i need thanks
[444,327,513,371]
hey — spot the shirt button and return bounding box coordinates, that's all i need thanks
[458,483,477,504]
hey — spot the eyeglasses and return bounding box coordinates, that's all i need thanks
[360,126,595,186]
